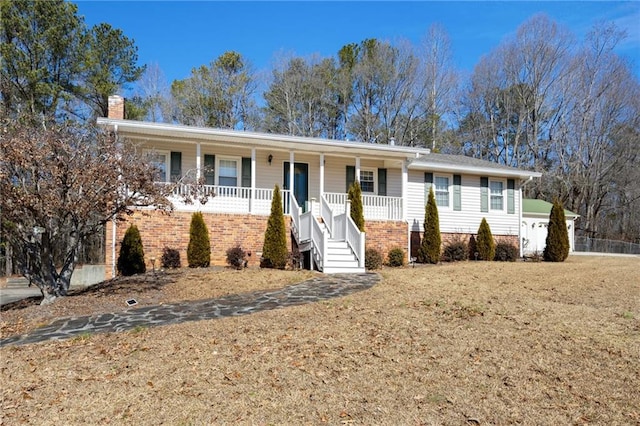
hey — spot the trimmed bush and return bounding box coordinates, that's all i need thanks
[365,248,383,270]
[261,185,288,269]
[348,180,365,232]
[442,240,469,262]
[417,186,441,264]
[117,224,146,276]
[161,247,181,269]
[544,199,570,262]
[476,218,495,261]
[387,247,405,267]
[226,245,247,270]
[494,242,518,262]
[187,212,211,267]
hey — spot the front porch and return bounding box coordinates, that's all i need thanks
[167,183,404,221]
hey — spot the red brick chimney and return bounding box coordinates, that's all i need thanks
[107,95,125,119]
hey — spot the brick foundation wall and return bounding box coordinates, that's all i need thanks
[365,221,409,263]
[105,211,292,278]
[410,231,519,259]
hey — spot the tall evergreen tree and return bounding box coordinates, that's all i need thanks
[418,187,441,263]
[544,199,570,262]
[348,180,365,232]
[187,212,211,267]
[261,185,288,269]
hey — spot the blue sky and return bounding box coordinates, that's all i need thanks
[75,1,640,86]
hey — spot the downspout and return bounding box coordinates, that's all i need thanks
[518,176,533,257]
[112,124,119,278]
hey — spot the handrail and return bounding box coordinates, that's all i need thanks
[290,192,302,242]
[311,214,327,270]
[320,194,334,237]
[345,214,365,267]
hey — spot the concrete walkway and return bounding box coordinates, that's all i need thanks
[0,273,379,347]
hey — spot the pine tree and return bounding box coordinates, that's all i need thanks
[117,224,146,276]
[476,218,495,261]
[187,212,211,267]
[348,180,365,232]
[261,185,288,269]
[544,199,570,262]
[418,187,441,264]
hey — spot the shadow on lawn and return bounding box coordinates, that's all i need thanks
[1,271,176,312]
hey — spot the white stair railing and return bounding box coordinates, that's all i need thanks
[343,200,365,268]
[320,195,334,237]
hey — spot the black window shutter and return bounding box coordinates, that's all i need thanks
[241,157,251,188]
[378,168,387,196]
[204,154,215,185]
[346,166,355,192]
[170,151,182,182]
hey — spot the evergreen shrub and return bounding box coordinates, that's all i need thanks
[476,218,495,261]
[365,248,383,270]
[187,212,211,267]
[387,247,405,267]
[261,185,288,269]
[117,224,146,276]
[494,242,518,262]
[417,187,441,264]
[442,240,469,262]
[544,199,570,262]
[161,247,181,269]
[226,245,247,270]
[348,180,365,232]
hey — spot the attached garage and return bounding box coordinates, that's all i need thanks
[521,199,579,255]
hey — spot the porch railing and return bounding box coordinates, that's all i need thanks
[162,182,291,215]
[324,192,403,221]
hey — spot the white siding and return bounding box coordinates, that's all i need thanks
[407,170,521,236]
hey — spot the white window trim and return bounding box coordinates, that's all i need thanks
[433,173,453,210]
[489,179,506,211]
[359,168,377,194]
[216,156,241,187]
[144,149,169,182]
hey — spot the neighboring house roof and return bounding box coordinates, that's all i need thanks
[97,118,541,180]
[522,199,580,218]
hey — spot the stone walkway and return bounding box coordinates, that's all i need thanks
[0,273,379,347]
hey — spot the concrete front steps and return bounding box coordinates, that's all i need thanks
[320,240,365,274]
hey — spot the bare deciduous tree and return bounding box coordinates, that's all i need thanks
[0,119,172,303]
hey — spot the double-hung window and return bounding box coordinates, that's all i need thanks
[435,176,450,207]
[218,158,239,187]
[145,150,169,182]
[360,169,375,193]
[490,180,504,210]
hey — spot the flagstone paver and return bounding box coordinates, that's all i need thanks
[0,273,379,347]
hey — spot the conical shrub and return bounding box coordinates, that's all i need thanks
[261,185,288,269]
[476,218,495,261]
[117,224,146,276]
[187,212,211,267]
[348,180,365,232]
[544,199,570,262]
[417,186,441,264]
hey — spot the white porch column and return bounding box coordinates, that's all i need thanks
[518,181,524,257]
[289,151,295,207]
[401,161,408,221]
[319,153,325,199]
[355,157,361,182]
[250,148,256,214]
[196,143,202,179]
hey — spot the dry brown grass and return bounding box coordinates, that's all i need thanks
[1,256,639,425]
